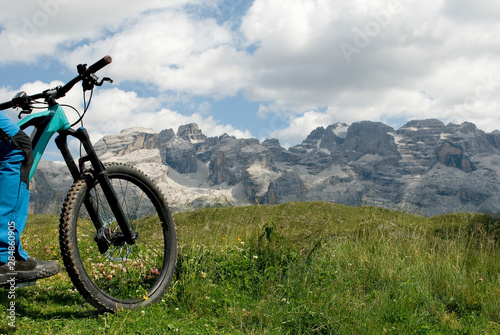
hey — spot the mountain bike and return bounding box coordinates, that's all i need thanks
[0,56,177,312]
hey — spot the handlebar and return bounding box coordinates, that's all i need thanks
[87,55,112,74]
[0,100,13,111]
[0,55,112,111]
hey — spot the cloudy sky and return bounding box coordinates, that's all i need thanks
[1,0,500,159]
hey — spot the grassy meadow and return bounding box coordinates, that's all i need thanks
[0,201,499,334]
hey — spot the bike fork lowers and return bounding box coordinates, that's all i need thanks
[55,127,138,253]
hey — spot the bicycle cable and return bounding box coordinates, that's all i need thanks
[76,88,94,159]
[60,104,81,122]
[30,101,49,109]
[69,88,93,128]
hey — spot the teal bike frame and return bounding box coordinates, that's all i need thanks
[15,101,138,247]
[17,104,71,181]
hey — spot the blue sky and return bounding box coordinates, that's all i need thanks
[1,0,500,160]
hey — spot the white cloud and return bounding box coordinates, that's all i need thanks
[0,0,202,63]
[2,0,500,147]
[441,0,500,22]
[243,0,500,141]
[59,7,252,98]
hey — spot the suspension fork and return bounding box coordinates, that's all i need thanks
[55,128,138,249]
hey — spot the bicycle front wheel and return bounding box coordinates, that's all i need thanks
[59,163,177,312]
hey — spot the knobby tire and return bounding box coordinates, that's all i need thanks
[59,163,177,312]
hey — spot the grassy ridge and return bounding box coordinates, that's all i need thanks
[0,202,499,334]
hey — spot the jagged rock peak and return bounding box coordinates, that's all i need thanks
[94,127,158,157]
[487,130,500,150]
[120,127,157,134]
[262,138,281,147]
[326,122,349,138]
[343,121,397,157]
[400,118,445,130]
[177,123,206,143]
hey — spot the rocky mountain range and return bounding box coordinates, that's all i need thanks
[30,119,500,216]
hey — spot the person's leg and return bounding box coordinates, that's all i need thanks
[0,141,30,263]
[0,112,28,263]
[0,113,59,284]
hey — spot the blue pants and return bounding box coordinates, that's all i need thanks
[0,112,33,263]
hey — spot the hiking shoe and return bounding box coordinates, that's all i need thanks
[0,257,60,285]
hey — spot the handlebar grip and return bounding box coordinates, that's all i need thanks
[0,101,13,111]
[87,55,112,74]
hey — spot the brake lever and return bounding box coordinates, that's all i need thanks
[11,91,33,118]
[95,77,113,86]
[17,109,32,119]
[82,75,113,91]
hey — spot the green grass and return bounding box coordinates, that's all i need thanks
[1,202,499,334]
